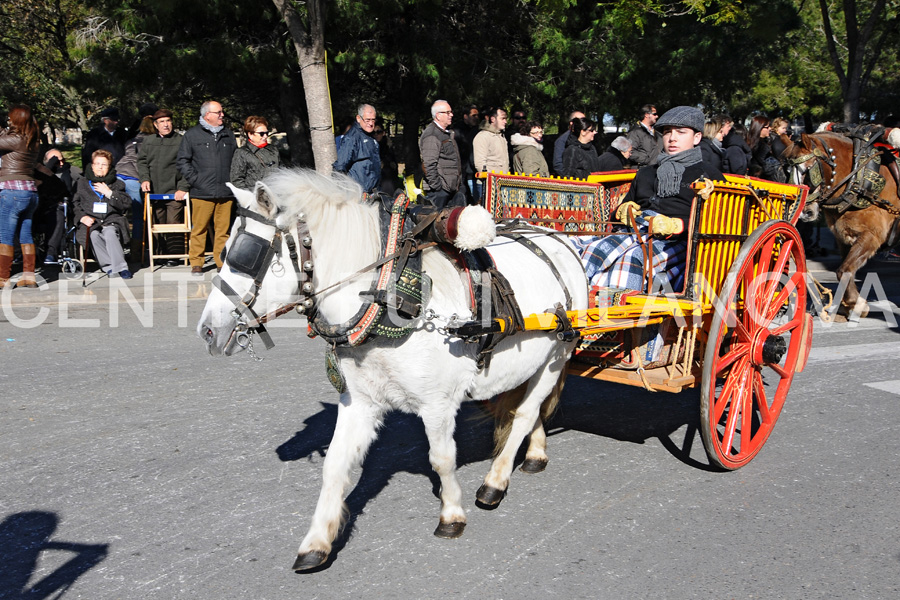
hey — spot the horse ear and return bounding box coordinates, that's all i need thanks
[254,183,278,219]
[228,183,255,209]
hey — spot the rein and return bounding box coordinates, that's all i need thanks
[217,193,439,357]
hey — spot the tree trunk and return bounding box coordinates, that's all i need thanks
[279,69,313,167]
[271,0,335,174]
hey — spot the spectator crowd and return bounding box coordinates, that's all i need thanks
[0,96,875,287]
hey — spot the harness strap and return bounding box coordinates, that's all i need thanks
[476,267,525,370]
[503,233,573,310]
[212,275,275,349]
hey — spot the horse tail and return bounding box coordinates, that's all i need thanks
[489,368,567,457]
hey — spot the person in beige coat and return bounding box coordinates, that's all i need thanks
[511,121,549,177]
[473,107,510,175]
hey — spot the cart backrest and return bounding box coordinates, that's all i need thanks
[685,176,809,305]
[484,171,635,233]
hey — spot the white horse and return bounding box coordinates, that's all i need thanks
[197,169,588,570]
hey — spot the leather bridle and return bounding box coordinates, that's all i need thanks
[789,136,836,205]
[212,206,314,354]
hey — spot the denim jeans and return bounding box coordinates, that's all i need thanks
[0,188,39,245]
[120,177,143,244]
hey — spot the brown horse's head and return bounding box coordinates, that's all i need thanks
[779,132,847,222]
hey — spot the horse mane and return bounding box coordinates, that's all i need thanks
[261,168,383,288]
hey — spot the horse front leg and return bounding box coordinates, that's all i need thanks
[293,394,382,571]
[420,407,467,538]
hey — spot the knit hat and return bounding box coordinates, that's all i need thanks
[656,106,705,133]
[139,102,159,117]
[99,107,120,121]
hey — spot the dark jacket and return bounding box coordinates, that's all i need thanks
[332,122,380,192]
[553,131,571,175]
[73,170,131,246]
[81,126,128,168]
[115,133,146,179]
[418,121,461,193]
[698,137,725,172]
[722,131,751,176]
[138,132,189,194]
[596,147,629,172]
[561,138,600,179]
[176,124,237,199]
[230,143,281,190]
[0,130,41,183]
[749,138,774,177]
[626,123,661,167]
[622,159,726,226]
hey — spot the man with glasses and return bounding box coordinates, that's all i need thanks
[418,100,464,209]
[626,103,662,168]
[176,100,236,275]
[333,104,381,193]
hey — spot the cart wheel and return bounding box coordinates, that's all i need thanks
[61,259,84,279]
[700,220,808,470]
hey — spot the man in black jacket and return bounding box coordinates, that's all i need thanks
[176,100,236,275]
[81,107,128,169]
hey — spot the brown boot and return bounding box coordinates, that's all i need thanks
[0,243,13,288]
[16,243,37,288]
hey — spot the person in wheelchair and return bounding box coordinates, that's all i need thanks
[73,150,133,278]
[571,106,725,292]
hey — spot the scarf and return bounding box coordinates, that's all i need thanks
[656,147,701,197]
[199,118,223,135]
[85,165,118,185]
[249,138,268,149]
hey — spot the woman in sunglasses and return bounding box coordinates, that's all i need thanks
[230,116,281,190]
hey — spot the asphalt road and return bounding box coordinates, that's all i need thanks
[1,258,899,600]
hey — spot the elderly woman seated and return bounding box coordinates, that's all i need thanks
[74,149,133,278]
[571,106,725,292]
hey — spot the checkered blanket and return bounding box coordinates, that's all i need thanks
[568,211,687,292]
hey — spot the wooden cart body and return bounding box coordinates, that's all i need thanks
[482,170,814,468]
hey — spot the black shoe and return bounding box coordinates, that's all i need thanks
[119,269,133,279]
[165,259,182,267]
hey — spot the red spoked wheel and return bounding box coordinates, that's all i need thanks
[700,220,810,470]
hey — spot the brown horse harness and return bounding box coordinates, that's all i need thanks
[793,132,900,216]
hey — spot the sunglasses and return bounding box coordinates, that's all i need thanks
[374,129,384,134]
[251,131,269,136]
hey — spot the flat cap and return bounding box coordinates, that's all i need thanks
[100,107,120,120]
[152,109,173,121]
[656,106,705,133]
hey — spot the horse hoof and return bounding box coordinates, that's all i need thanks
[475,484,506,508]
[520,458,548,474]
[433,521,466,539]
[292,550,328,572]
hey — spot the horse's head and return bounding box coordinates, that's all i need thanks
[198,180,308,357]
[779,132,829,222]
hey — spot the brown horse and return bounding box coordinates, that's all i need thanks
[780,131,900,316]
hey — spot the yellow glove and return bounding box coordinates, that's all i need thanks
[615,201,641,222]
[649,215,684,236]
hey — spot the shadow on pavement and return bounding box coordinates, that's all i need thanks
[0,511,108,599]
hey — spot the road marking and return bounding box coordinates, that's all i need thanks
[864,380,900,396]
[805,341,900,365]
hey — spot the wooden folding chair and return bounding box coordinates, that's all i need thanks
[145,193,192,268]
